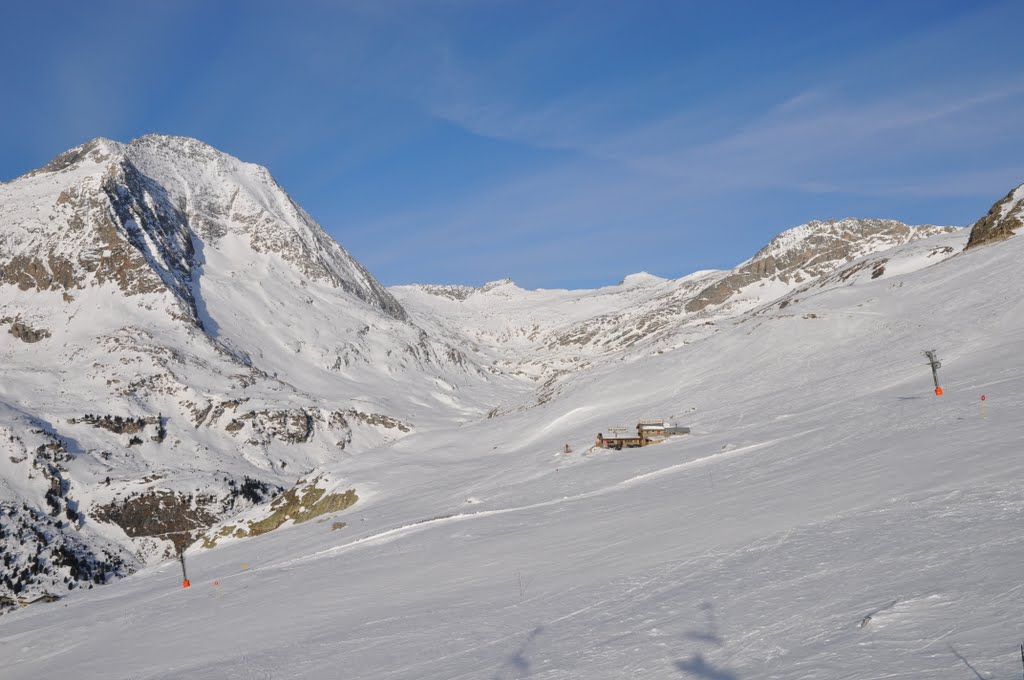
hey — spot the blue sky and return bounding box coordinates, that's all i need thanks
[3,0,1023,289]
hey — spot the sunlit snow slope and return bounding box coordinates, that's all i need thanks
[2,189,1022,679]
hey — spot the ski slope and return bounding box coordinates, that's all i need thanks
[2,230,1024,678]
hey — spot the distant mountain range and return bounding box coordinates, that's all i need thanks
[1,134,1019,608]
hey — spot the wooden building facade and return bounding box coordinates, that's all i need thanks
[596,419,690,449]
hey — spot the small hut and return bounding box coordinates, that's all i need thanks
[596,427,643,450]
[637,419,667,444]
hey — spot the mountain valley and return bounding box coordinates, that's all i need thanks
[2,135,1023,680]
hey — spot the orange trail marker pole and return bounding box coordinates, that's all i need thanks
[179,550,190,588]
[924,350,943,396]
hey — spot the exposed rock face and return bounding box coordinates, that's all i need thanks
[965,183,1024,250]
[200,473,357,549]
[414,284,476,301]
[686,219,957,313]
[2,140,195,316]
[0,253,80,292]
[92,491,219,549]
[184,398,413,448]
[91,478,282,554]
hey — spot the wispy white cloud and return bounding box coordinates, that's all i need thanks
[424,56,1024,197]
[624,80,1024,191]
[407,0,1024,202]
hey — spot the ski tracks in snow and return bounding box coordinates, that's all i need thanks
[269,437,787,572]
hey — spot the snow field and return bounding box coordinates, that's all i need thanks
[5,229,1024,678]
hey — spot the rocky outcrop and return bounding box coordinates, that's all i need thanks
[686,219,957,313]
[414,284,476,301]
[329,409,411,449]
[92,491,218,551]
[0,253,80,292]
[244,409,315,445]
[201,474,357,548]
[69,414,158,435]
[181,398,412,448]
[5,320,51,343]
[965,183,1024,250]
[91,477,280,554]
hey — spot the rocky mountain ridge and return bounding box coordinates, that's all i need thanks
[685,218,956,312]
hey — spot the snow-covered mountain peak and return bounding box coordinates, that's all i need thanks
[121,134,405,319]
[479,278,520,294]
[14,137,125,181]
[120,134,277,208]
[0,134,406,320]
[618,272,666,287]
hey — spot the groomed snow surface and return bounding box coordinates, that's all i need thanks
[3,231,1024,679]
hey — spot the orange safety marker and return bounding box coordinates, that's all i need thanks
[925,350,943,396]
[182,579,191,588]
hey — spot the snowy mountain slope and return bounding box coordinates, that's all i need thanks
[759,228,969,314]
[0,136,520,597]
[2,135,404,319]
[120,135,407,320]
[1,183,1022,679]
[685,218,955,313]
[393,272,721,381]
[393,219,961,410]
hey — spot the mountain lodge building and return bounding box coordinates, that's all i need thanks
[596,420,690,449]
